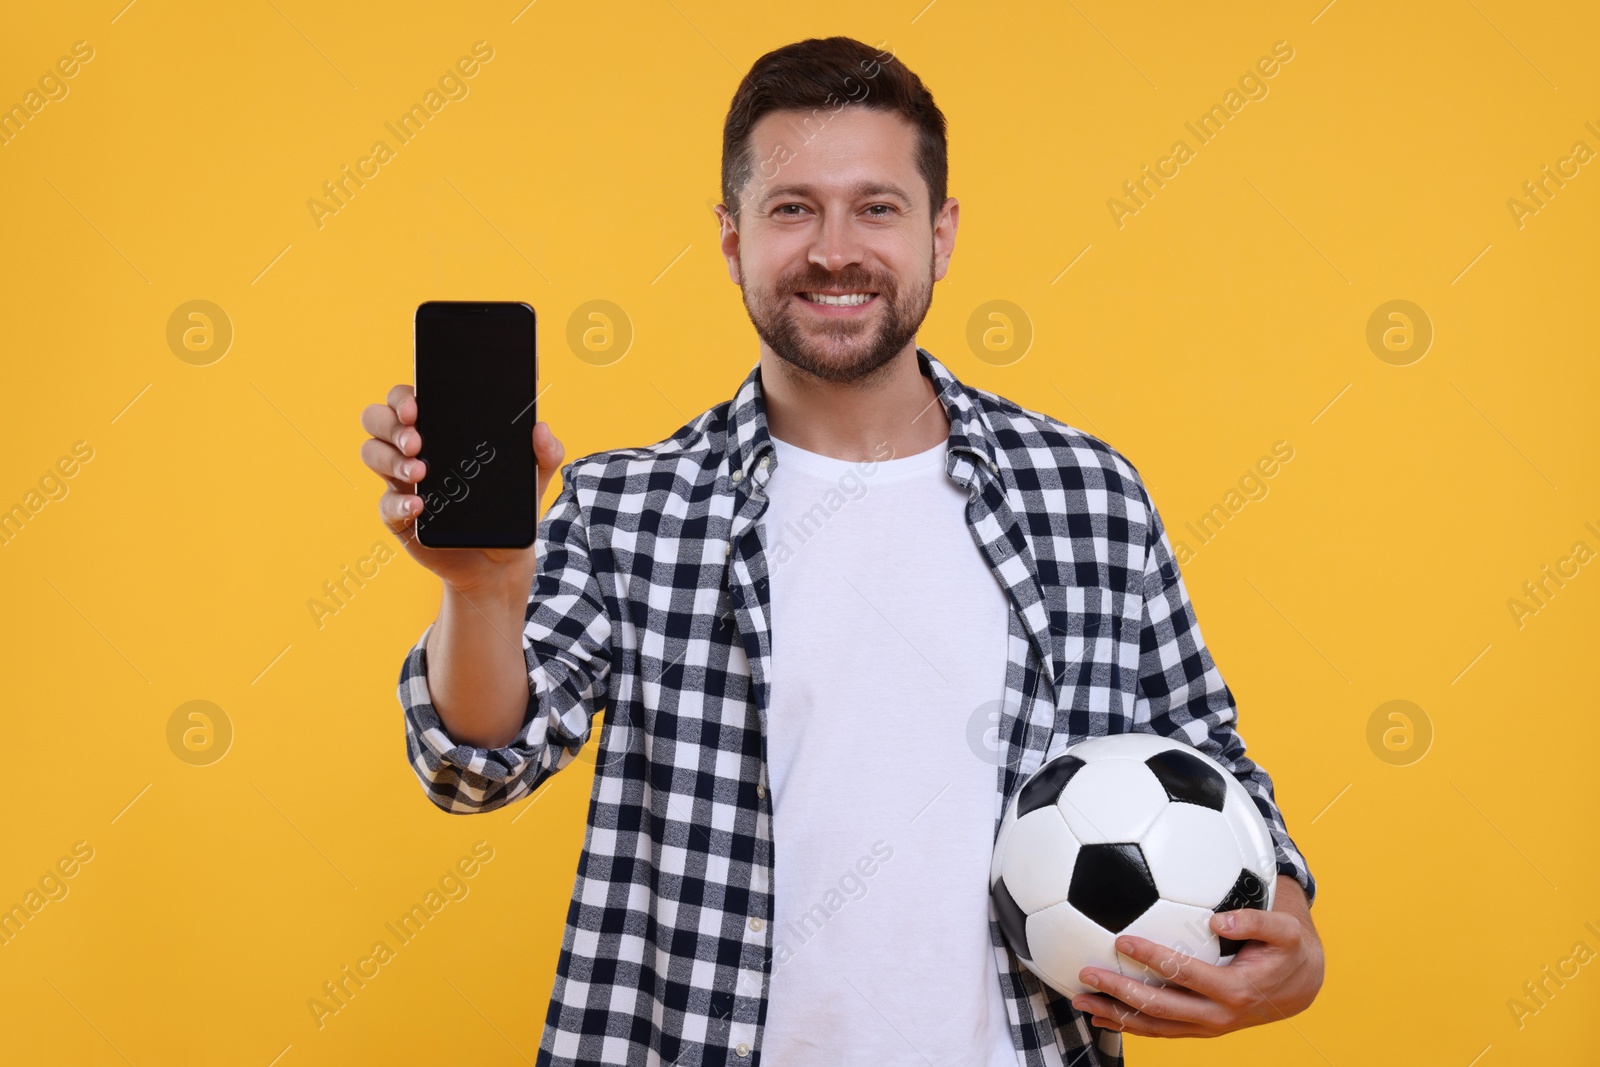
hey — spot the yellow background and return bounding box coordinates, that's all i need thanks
[2,0,1597,1063]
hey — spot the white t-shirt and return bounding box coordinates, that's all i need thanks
[758,432,1018,1066]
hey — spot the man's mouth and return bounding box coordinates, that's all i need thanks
[795,291,878,308]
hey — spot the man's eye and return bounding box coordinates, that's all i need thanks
[866,204,894,217]
[775,204,805,216]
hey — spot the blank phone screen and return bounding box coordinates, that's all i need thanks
[412,301,537,548]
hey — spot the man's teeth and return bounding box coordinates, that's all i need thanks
[800,292,875,306]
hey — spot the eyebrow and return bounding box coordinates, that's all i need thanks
[756,181,913,209]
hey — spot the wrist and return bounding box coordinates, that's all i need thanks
[446,566,533,618]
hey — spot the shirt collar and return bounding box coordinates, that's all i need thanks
[723,346,1001,487]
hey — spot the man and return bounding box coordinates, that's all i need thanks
[360,35,1323,1067]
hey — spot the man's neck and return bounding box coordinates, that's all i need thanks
[758,344,951,463]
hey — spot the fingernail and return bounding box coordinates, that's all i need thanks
[1218,912,1235,930]
[402,461,415,479]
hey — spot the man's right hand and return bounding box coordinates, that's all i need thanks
[359,383,566,597]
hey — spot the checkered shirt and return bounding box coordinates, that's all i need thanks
[397,346,1317,1066]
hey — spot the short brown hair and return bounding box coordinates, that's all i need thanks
[721,37,948,226]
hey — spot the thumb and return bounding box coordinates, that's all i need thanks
[534,422,564,494]
[1212,905,1292,946]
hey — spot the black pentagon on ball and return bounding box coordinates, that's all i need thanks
[1067,843,1159,933]
[1213,868,1271,955]
[1144,748,1227,812]
[1015,754,1086,817]
[991,876,1032,960]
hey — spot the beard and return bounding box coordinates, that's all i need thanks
[740,253,935,386]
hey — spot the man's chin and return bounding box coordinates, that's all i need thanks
[745,294,918,383]
[772,336,901,384]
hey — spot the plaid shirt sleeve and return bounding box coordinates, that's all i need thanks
[1129,482,1318,907]
[397,461,613,814]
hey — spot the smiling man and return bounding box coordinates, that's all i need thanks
[366,35,1323,1067]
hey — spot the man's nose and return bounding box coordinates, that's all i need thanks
[810,213,865,271]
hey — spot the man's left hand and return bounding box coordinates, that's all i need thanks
[1070,875,1324,1038]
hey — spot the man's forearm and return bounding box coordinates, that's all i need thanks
[1273,874,1319,946]
[1275,875,1310,917]
[425,568,536,750]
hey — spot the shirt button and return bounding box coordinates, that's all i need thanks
[756,783,766,799]
[749,916,763,932]
[731,469,743,483]
[736,1042,750,1057]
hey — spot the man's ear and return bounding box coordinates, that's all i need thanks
[933,196,959,283]
[715,204,742,285]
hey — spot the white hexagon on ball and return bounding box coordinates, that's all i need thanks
[1056,758,1169,844]
[999,808,1080,914]
[1141,802,1245,910]
[1027,899,1120,995]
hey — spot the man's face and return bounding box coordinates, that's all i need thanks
[718,106,958,385]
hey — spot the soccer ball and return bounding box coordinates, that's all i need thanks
[989,733,1277,995]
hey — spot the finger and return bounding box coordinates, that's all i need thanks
[386,383,416,426]
[1114,934,1231,999]
[533,421,564,472]
[360,436,426,494]
[360,396,419,459]
[1085,1007,1201,1038]
[381,384,421,456]
[379,488,423,536]
[360,400,400,445]
[1213,906,1299,947]
[1074,995,1206,1037]
[1077,966,1223,1027]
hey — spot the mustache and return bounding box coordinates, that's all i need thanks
[782,271,894,294]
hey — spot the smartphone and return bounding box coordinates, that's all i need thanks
[412,301,537,549]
